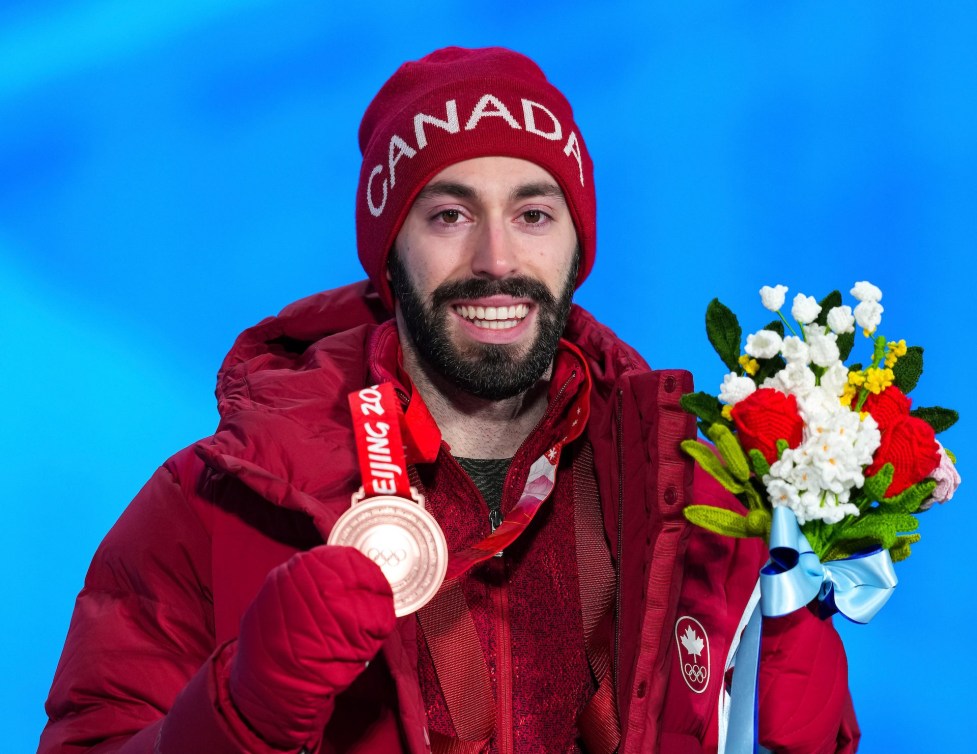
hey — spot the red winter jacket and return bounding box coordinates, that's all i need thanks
[40,281,859,753]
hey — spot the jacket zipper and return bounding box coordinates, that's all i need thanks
[492,369,576,753]
[494,556,513,754]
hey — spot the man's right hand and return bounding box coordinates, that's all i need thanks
[228,545,397,750]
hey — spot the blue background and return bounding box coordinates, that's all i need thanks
[2,1,973,751]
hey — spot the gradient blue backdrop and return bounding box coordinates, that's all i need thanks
[3,2,974,751]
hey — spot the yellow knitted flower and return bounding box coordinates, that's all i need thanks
[864,367,895,394]
[884,339,908,368]
[738,354,759,376]
[721,404,734,420]
[840,384,857,407]
[847,371,866,387]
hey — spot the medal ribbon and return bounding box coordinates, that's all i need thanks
[348,383,412,500]
[350,362,590,583]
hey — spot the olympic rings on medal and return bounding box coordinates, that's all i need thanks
[367,547,408,567]
[684,663,707,683]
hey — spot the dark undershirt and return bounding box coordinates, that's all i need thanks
[454,456,512,531]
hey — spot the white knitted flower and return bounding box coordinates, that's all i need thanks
[850,281,883,302]
[765,362,816,397]
[718,372,756,405]
[819,363,849,397]
[745,329,783,359]
[760,284,789,312]
[825,305,855,334]
[854,300,884,333]
[762,404,880,524]
[791,294,821,325]
[807,330,840,368]
[780,336,810,364]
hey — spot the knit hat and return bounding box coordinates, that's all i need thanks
[355,46,596,310]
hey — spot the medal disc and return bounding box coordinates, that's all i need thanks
[328,495,448,617]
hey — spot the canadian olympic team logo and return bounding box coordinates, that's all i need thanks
[674,615,710,693]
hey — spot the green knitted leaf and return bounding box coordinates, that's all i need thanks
[681,440,744,493]
[706,299,742,372]
[684,505,752,538]
[775,439,789,458]
[748,449,771,477]
[763,319,785,337]
[837,330,855,361]
[816,290,843,327]
[707,424,751,482]
[892,346,923,393]
[742,481,766,512]
[823,537,877,562]
[833,510,918,550]
[880,479,937,514]
[890,533,922,563]
[681,392,724,424]
[910,406,959,434]
[864,464,894,502]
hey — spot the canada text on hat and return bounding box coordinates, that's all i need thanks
[363,94,586,218]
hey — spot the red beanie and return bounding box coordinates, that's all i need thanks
[356,46,596,311]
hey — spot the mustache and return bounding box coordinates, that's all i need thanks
[431,276,556,309]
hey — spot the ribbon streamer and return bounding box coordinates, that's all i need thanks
[724,506,898,754]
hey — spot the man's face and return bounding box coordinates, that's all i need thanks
[389,156,579,401]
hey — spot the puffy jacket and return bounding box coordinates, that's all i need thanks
[40,281,859,753]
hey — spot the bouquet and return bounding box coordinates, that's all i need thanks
[681,282,963,754]
[681,281,961,579]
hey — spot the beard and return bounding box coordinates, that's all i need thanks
[388,250,579,401]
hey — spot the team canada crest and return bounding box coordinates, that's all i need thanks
[674,615,710,693]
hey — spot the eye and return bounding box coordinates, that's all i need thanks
[437,209,461,224]
[523,209,545,224]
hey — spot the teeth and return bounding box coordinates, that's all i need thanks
[455,303,530,328]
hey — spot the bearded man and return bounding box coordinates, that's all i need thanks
[41,47,859,754]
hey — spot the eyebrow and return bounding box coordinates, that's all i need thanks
[511,182,565,202]
[415,180,566,204]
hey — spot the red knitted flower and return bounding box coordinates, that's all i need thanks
[865,415,941,496]
[730,388,804,464]
[861,387,912,431]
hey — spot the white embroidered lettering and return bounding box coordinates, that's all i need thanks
[522,99,562,140]
[563,131,584,186]
[364,421,389,438]
[359,386,384,415]
[414,100,460,149]
[366,435,390,455]
[465,94,522,131]
[366,165,387,217]
[374,479,396,494]
[387,135,417,189]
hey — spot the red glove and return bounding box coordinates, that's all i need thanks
[228,545,396,750]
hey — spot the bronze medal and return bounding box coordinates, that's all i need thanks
[328,489,448,617]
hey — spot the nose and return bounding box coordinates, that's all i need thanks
[470,219,518,279]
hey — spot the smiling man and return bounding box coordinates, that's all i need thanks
[42,48,859,753]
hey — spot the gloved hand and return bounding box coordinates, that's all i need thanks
[228,545,396,750]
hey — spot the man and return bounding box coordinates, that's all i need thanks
[41,47,858,753]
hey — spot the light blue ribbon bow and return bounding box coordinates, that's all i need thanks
[760,506,898,622]
[726,506,898,754]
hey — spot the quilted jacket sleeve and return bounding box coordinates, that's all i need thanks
[38,455,295,754]
[758,607,860,753]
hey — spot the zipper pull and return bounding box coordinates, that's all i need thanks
[489,508,504,557]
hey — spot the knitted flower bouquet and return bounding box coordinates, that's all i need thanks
[680,282,961,571]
